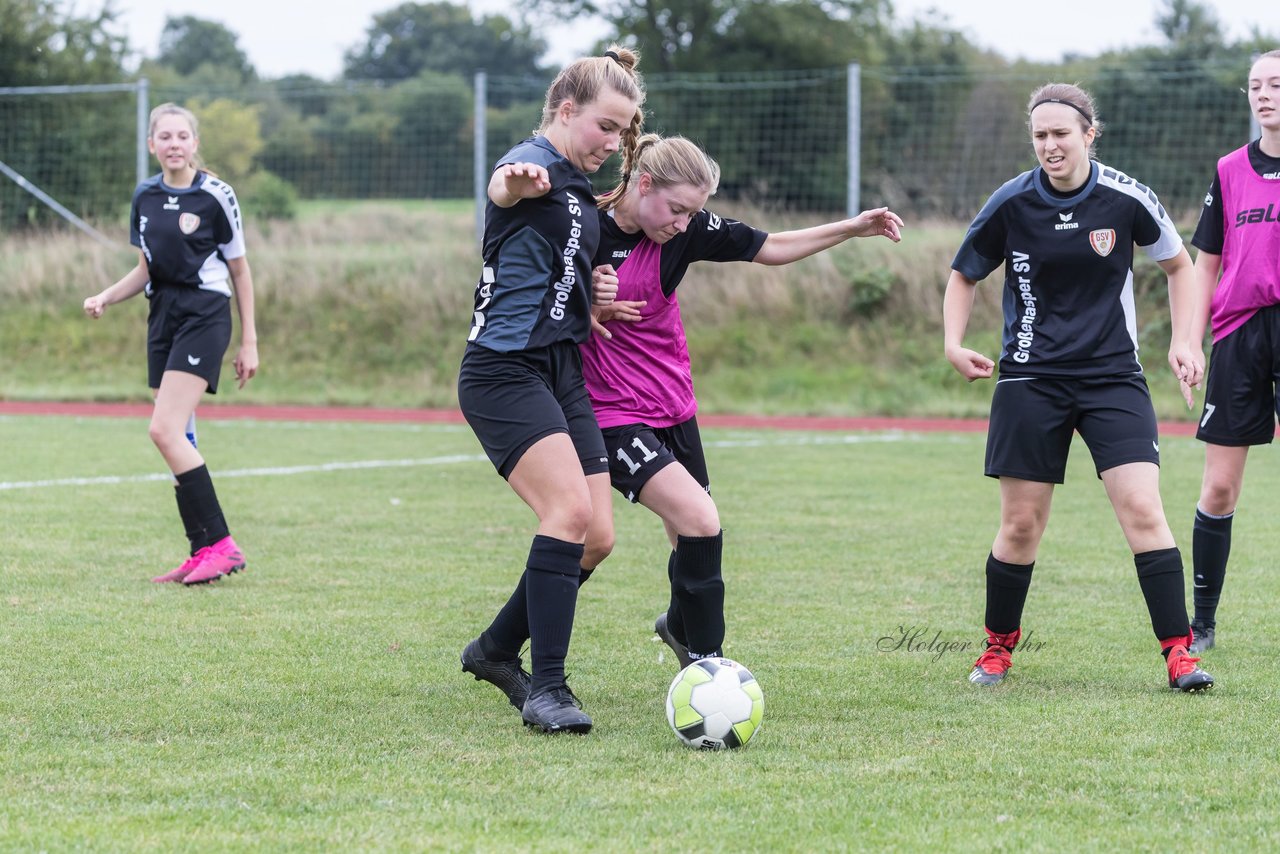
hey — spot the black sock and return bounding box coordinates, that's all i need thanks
[525,535,584,695]
[174,483,206,555]
[672,532,725,658]
[578,566,594,587]
[1191,508,1233,628]
[175,464,230,545]
[985,553,1033,635]
[1135,547,1190,642]
[664,550,687,645]
[481,569,528,660]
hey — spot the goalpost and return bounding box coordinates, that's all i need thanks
[0,79,149,241]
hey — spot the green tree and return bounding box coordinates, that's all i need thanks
[156,15,255,82]
[531,0,891,73]
[186,97,264,186]
[0,0,127,84]
[0,0,132,231]
[1155,0,1225,59]
[343,2,546,81]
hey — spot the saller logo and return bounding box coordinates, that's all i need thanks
[1089,228,1116,257]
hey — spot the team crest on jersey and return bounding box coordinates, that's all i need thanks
[1089,228,1116,257]
[178,212,201,234]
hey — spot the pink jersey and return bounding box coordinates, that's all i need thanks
[1209,145,1280,342]
[581,237,697,428]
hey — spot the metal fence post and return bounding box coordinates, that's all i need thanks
[847,63,860,218]
[474,70,487,244]
[136,77,149,185]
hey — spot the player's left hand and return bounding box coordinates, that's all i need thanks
[234,342,258,389]
[1168,345,1202,409]
[590,300,646,340]
[850,207,904,243]
[592,264,619,305]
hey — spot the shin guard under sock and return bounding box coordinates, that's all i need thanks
[175,465,230,545]
[174,482,207,555]
[1135,547,1191,642]
[482,570,528,658]
[1191,508,1233,628]
[672,532,725,658]
[984,553,1033,636]
[525,535,585,695]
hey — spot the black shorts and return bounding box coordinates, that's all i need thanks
[146,286,233,393]
[1196,305,1280,446]
[985,373,1160,483]
[602,417,710,503]
[457,341,609,479]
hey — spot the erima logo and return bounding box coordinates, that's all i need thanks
[707,212,722,230]
[187,355,201,366]
[1054,211,1079,231]
[1152,441,1160,453]
[163,195,180,211]
[1204,191,1214,206]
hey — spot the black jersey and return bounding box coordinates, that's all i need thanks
[467,137,600,353]
[594,208,768,297]
[1191,140,1280,254]
[952,161,1183,378]
[130,171,245,297]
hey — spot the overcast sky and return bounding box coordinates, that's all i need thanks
[109,0,1278,79]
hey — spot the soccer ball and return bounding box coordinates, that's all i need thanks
[665,657,764,750]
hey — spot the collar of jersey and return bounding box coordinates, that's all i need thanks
[157,171,207,195]
[1031,161,1098,206]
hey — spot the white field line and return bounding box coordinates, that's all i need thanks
[0,432,975,492]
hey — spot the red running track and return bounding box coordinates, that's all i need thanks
[0,400,1201,436]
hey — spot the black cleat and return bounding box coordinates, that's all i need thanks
[522,685,592,734]
[1189,621,1215,654]
[654,612,693,669]
[461,637,530,711]
[1167,644,1214,693]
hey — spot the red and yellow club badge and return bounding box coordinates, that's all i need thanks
[1089,228,1116,257]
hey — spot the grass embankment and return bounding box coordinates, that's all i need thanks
[0,200,1200,421]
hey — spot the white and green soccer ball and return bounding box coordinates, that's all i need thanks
[665,657,764,750]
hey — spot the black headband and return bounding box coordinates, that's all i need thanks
[1031,98,1093,126]
[604,50,621,63]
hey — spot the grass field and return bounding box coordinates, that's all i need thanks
[4,413,1280,851]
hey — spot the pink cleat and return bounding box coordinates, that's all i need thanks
[182,536,246,585]
[152,550,207,583]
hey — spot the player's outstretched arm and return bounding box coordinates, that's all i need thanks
[753,206,904,266]
[488,162,552,208]
[83,251,150,318]
[943,269,994,382]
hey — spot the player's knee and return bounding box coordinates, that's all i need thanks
[1199,479,1239,516]
[583,531,615,570]
[680,511,720,539]
[547,500,594,542]
[999,511,1044,551]
[147,420,176,450]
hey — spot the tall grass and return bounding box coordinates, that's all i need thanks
[0,202,1199,420]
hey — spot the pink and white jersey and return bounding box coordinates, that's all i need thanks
[581,208,766,428]
[1194,144,1280,341]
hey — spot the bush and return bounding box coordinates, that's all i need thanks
[243,170,298,221]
